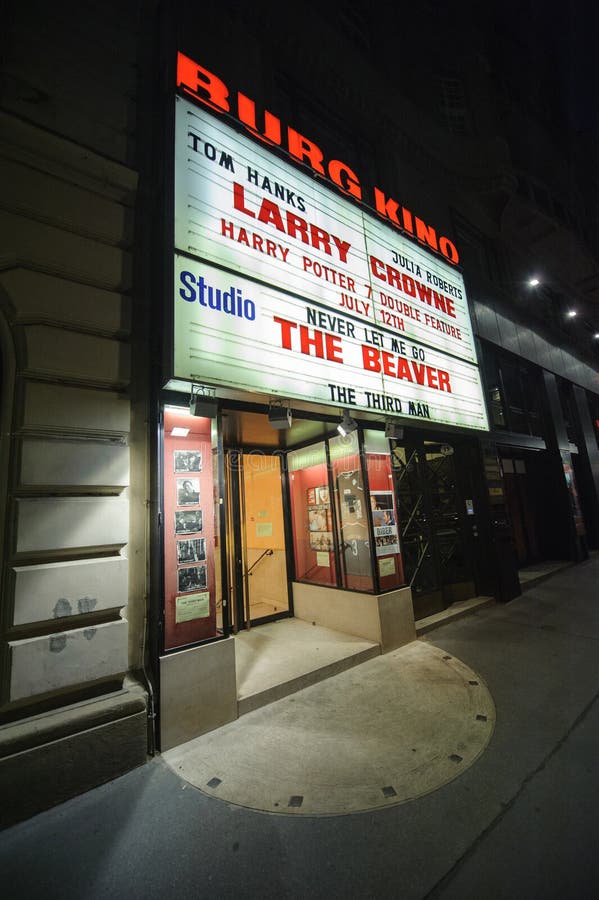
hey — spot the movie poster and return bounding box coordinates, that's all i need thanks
[370,491,400,557]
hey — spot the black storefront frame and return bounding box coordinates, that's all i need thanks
[287,423,408,597]
[153,383,500,656]
[387,429,488,617]
[219,416,382,612]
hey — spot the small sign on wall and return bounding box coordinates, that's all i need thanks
[175,591,210,623]
[378,557,396,578]
[256,522,273,537]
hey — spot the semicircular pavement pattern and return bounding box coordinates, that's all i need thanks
[162,640,495,816]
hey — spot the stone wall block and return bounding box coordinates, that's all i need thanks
[1,269,130,336]
[15,497,128,554]
[0,210,131,293]
[8,618,128,701]
[0,111,138,201]
[22,381,130,437]
[20,439,129,488]
[0,158,131,247]
[23,325,130,387]
[12,556,128,626]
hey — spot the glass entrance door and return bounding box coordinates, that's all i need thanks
[227,451,290,629]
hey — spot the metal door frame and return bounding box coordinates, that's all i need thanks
[225,448,293,631]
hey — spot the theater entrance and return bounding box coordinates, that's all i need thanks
[226,450,291,630]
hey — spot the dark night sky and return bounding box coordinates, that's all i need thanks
[478,0,599,138]
[345,0,599,139]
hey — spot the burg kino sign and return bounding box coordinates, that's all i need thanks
[173,52,490,432]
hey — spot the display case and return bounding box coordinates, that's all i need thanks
[289,429,406,594]
[363,430,405,591]
[330,431,374,592]
[163,406,221,649]
[288,442,337,586]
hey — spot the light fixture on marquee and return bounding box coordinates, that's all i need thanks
[268,401,292,429]
[384,421,404,440]
[337,410,358,437]
[190,384,217,418]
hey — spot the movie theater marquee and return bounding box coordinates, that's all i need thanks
[173,52,489,431]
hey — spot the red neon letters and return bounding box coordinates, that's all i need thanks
[177,51,460,265]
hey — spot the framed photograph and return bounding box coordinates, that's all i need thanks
[177,477,200,506]
[370,491,396,527]
[174,509,203,534]
[306,487,316,506]
[174,449,202,473]
[309,531,333,552]
[316,485,330,506]
[375,531,400,556]
[177,565,207,593]
[308,506,329,532]
[371,490,400,557]
[176,538,206,564]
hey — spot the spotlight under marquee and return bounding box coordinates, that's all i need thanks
[268,403,292,429]
[190,396,218,417]
[337,410,357,437]
[385,422,404,440]
[190,384,218,418]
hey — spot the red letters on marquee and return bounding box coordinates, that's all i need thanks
[361,345,452,392]
[176,51,459,264]
[177,52,230,114]
[273,316,344,363]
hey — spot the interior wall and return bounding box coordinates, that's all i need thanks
[242,455,288,614]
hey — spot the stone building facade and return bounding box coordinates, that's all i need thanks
[1,1,598,825]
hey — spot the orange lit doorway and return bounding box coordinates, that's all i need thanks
[227,451,291,630]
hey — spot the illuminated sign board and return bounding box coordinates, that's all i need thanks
[174,63,489,431]
[176,53,460,266]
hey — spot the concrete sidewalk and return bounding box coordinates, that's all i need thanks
[1,555,599,899]
[163,641,495,815]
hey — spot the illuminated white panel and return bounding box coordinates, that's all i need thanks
[363,217,475,363]
[174,96,489,431]
[175,100,368,319]
[175,257,488,431]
